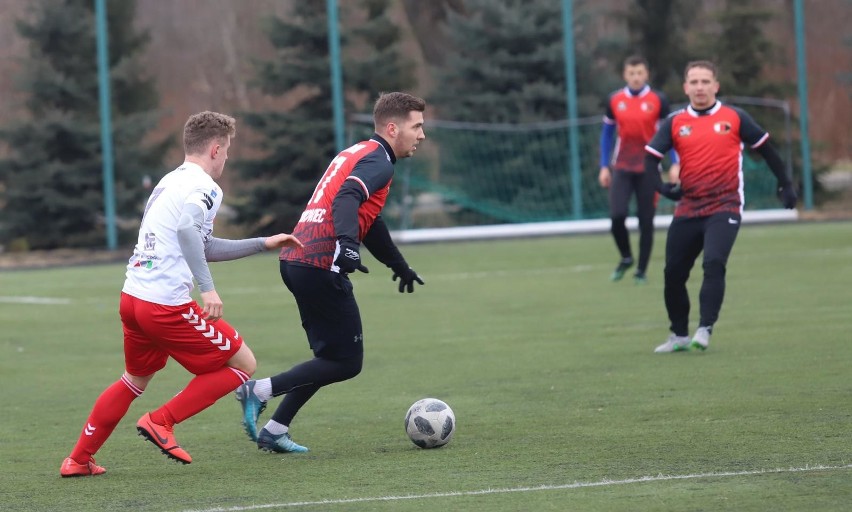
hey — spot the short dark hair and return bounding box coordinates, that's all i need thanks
[684,60,718,80]
[183,111,236,155]
[373,92,426,127]
[623,55,648,69]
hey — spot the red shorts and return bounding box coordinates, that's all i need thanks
[120,292,244,376]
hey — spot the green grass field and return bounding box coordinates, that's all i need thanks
[1,221,850,511]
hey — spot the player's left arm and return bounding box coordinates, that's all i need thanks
[363,216,424,293]
[737,107,797,208]
[204,235,302,262]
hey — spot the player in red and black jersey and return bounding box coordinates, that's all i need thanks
[234,92,426,453]
[599,56,679,284]
[645,61,797,353]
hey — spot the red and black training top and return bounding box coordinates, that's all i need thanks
[603,85,671,172]
[280,134,398,270]
[645,102,769,218]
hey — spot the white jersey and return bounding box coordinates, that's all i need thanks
[122,162,223,305]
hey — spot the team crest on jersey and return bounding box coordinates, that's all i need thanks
[714,121,732,134]
[617,101,627,111]
[678,125,692,137]
[640,102,652,112]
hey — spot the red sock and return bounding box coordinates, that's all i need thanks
[69,375,143,463]
[151,367,248,425]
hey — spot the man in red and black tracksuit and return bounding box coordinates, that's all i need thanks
[235,92,427,452]
[599,55,679,284]
[646,60,797,354]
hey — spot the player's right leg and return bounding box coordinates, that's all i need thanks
[60,293,158,477]
[635,170,658,283]
[608,170,634,281]
[654,333,691,353]
[659,218,705,352]
[61,374,147,477]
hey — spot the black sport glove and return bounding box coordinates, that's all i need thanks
[391,265,424,293]
[334,239,369,274]
[659,182,683,201]
[777,182,798,209]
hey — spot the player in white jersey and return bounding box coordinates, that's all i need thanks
[60,111,302,477]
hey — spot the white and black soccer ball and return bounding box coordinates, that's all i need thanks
[404,398,455,449]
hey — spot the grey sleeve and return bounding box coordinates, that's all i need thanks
[176,203,215,292]
[204,236,267,262]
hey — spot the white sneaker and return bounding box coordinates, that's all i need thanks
[654,334,691,353]
[691,326,711,351]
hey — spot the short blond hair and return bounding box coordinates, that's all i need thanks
[183,111,236,155]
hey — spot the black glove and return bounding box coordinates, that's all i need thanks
[659,182,683,201]
[392,265,424,293]
[777,181,798,209]
[334,239,369,274]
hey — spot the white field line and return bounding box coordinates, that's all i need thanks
[0,266,600,306]
[181,463,851,512]
[0,296,71,305]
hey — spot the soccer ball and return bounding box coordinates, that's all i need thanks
[404,398,455,449]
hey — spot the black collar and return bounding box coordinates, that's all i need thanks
[689,101,721,116]
[370,133,397,164]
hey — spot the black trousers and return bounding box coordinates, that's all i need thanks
[266,261,364,427]
[609,169,657,272]
[663,212,741,336]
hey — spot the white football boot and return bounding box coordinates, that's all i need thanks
[654,333,691,353]
[690,326,712,351]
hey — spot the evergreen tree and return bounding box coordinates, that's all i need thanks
[621,0,694,94]
[0,0,169,250]
[430,0,568,123]
[701,0,787,98]
[234,0,415,234]
[423,0,614,224]
[347,0,416,97]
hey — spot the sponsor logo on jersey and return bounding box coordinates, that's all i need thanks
[299,208,326,223]
[714,121,732,134]
[133,260,154,269]
[678,125,692,137]
[617,101,627,111]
